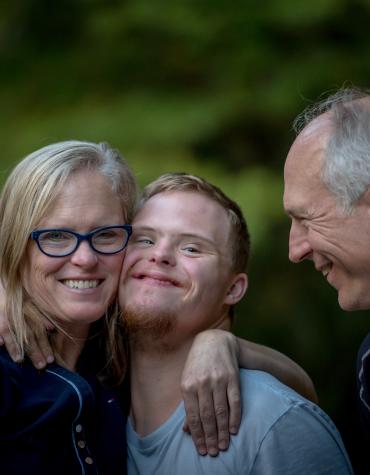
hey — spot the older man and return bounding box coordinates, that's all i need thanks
[283,88,370,471]
[122,172,352,474]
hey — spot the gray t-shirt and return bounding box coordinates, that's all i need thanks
[127,369,353,474]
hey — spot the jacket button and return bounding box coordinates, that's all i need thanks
[85,457,94,465]
[75,424,83,433]
[78,440,86,448]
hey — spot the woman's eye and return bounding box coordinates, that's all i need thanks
[94,230,117,242]
[42,231,70,241]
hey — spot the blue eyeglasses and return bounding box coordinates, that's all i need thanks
[31,225,132,257]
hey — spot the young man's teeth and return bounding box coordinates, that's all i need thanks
[63,280,99,289]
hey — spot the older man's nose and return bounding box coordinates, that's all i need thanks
[288,223,312,263]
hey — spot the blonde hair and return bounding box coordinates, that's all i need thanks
[0,140,137,383]
[141,172,250,273]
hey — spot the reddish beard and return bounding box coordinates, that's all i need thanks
[122,304,176,343]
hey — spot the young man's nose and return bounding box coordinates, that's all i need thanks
[149,242,176,266]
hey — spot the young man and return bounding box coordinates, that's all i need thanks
[121,172,352,474]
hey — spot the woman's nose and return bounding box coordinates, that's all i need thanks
[70,241,99,267]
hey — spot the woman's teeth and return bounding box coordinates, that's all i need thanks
[62,280,100,289]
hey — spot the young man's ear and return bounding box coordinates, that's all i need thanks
[224,273,248,305]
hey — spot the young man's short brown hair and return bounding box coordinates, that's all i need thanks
[140,172,250,274]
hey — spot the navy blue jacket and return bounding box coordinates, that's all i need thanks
[0,337,127,475]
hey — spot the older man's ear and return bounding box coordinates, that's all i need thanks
[361,187,370,211]
[224,274,248,306]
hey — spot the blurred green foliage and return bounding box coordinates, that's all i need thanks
[1,0,370,470]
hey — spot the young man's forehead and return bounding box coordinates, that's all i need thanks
[136,190,228,219]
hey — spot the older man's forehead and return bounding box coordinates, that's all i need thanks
[295,112,333,147]
[285,96,370,214]
[284,121,331,213]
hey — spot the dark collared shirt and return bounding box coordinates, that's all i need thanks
[0,340,127,475]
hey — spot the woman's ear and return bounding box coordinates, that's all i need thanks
[224,273,248,305]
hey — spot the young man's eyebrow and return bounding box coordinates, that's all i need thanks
[178,233,216,246]
[132,226,216,246]
[131,225,154,232]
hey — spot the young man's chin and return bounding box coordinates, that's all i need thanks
[123,304,176,339]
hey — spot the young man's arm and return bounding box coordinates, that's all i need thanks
[236,336,318,402]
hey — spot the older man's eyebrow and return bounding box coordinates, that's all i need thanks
[283,206,306,220]
[283,204,295,218]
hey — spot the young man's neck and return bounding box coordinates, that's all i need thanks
[129,337,194,437]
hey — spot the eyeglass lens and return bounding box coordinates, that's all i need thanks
[38,227,128,256]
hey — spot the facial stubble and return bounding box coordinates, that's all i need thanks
[122,302,177,351]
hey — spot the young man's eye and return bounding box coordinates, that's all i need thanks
[183,246,199,253]
[135,237,154,245]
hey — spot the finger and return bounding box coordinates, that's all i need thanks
[36,330,55,364]
[26,331,48,369]
[227,376,242,435]
[0,320,21,360]
[182,422,190,434]
[212,383,230,451]
[197,388,219,456]
[182,388,207,455]
[42,317,56,333]
[2,331,22,362]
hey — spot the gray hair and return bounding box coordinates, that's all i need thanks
[0,140,137,373]
[293,87,370,211]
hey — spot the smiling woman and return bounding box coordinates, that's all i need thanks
[24,170,129,345]
[0,140,137,475]
[0,141,136,369]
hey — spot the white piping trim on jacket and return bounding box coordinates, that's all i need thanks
[358,348,370,412]
[46,369,87,475]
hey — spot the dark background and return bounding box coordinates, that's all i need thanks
[0,1,369,472]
